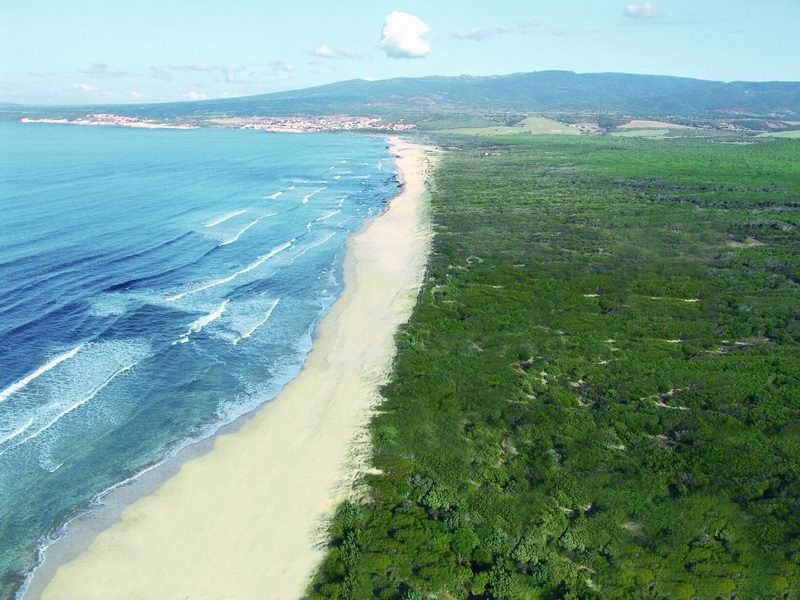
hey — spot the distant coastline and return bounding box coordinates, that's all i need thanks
[19,113,417,134]
[20,116,197,129]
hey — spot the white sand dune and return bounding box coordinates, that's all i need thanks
[36,138,435,600]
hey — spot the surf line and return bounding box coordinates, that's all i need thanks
[233,299,280,346]
[0,418,34,446]
[173,300,229,345]
[205,210,247,228]
[315,210,341,223]
[219,213,279,247]
[302,187,327,204]
[290,232,336,264]
[220,220,259,247]
[8,363,135,451]
[165,240,293,302]
[0,345,84,404]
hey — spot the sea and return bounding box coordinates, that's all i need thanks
[0,122,397,597]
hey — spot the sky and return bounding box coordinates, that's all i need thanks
[1,0,797,105]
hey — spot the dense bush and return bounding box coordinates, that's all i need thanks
[309,135,800,599]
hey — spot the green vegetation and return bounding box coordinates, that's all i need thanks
[518,117,580,135]
[310,134,800,599]
[413,114,524,132]
[442,117,581,137]
[610,129,669,138]
[758,131,800,139]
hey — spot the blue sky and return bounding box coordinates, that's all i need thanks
[1,0,797,104]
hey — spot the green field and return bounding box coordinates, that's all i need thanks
[610,129,669,138]
[758,130,800,139]
[442,116,580,137]
[310,135,800,599]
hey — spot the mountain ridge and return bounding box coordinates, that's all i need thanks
[4,70,800,120]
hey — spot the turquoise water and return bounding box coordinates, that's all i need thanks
[0,122,396,596]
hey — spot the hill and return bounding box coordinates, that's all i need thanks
[4,71,800,121]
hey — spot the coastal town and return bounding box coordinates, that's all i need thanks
[20,113,417,133]
[209,115,416,132]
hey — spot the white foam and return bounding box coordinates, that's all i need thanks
[89,294,133,318]
[315,210,341,223]
[302,187,327,204]
[204,210,247,228]
[12,363,135,448]
[13,337,297,595]
[175,300,229,344]
[0,345,84,404]
[166,240,293,301]
[291,232,336,263]
[0,418,33,446]
[219,213,278,247]
[220,219,259,246]
[267,191,282,200]
[233,299,280,345]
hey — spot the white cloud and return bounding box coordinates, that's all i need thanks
[451,19,541,41]
[311,45,357,59]
[180,91,208,100]
[451,27,511,41]
[267,61,296,73]
[73,83,99,93]
[151,64,241,82]
[517,19,543,32]
[80,63,130,78]
[70,83,144,101]
[380,12,431,59]
[625,3,660,18]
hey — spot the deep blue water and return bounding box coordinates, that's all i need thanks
[0,122,396,594]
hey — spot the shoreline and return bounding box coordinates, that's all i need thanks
[19,117,197,129]
[18,117,415,134]
[25,137,435,600]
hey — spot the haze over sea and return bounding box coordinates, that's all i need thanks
[0,122,396,593]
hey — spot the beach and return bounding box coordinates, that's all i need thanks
[31,137,434,600]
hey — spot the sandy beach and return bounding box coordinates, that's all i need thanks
[33,137,434,600]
